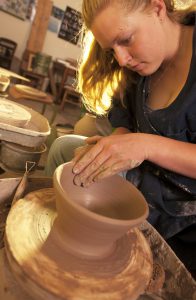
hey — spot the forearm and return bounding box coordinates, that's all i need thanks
[146,134,196,179]
[73,131,196,186]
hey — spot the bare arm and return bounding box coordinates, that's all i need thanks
[147,134,196,179]
[72,130,196,187]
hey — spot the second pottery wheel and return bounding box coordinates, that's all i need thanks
[5,164,153,300]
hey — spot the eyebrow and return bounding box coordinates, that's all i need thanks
[102,35,120,50]
[102,31,132,50]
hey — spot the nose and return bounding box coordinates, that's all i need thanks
[114,46,132,67]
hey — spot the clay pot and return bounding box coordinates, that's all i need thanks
[74,113,99,137]
[54,162,149,258]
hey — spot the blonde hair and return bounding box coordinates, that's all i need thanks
[78,0,195,115]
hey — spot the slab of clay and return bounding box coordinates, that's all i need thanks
[5,188,152,300]
[0,98,31,127]
[14,85,47,98]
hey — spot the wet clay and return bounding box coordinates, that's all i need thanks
[5,162,153,300]
[54,163,149,258]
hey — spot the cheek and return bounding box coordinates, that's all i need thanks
[129,43,151,60]
[129,35,153,59]
[138,39,164,63]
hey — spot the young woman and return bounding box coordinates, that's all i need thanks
[45,0,196,273]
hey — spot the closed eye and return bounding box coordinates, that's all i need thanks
[118,36,133,46]
[103,35,133,55]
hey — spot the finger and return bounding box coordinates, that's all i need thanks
[92,160,125,181]
[84,163,114,187]
[73,145,93,163]
[86,135,102,144]
[72,144,96,166]
[73,152,110,186]
[77,157,120,187]
[72,142,104,174]
[84,159,142,187]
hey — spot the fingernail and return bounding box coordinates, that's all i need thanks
[72,164,82,174]
[72,166,76,174]
[73,175,81,186]
[72,167,79,174]
[83,181,91,188]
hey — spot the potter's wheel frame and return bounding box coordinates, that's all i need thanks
[5,188,153,300]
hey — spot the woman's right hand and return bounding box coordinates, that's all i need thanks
[73,135,103,163]
[72,132,148,187]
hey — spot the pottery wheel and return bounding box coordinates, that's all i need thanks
[5,189,153,300]
[0,98,31,127]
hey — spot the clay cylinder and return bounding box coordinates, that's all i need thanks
[53,162,148,258]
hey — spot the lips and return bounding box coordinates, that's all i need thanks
[132,63,143,71]
[126,63,143,71]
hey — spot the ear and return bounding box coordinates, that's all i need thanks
[150,0,167,21]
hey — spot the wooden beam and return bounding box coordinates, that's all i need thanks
[26,0,53,52]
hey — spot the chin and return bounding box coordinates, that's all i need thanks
[136,65,158,76]
[136,69,150,76]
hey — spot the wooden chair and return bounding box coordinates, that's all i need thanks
[51,59,78,104]
[60,84,81,111]
[0,38,17,69]
[20,50,51,91]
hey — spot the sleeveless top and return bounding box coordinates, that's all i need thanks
[108,14,196,239]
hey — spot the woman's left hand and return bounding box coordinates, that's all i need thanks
[72,133,148,187]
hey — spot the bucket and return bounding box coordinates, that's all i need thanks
[0,141,47,172]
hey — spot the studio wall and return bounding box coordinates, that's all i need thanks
[0,0,82,61]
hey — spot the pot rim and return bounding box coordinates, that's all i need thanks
[54,162,149,227]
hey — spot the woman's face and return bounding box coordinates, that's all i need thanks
[91,2,167,76]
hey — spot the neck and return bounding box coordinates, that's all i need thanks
[161,20,183,69]
[148,22,193,96]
